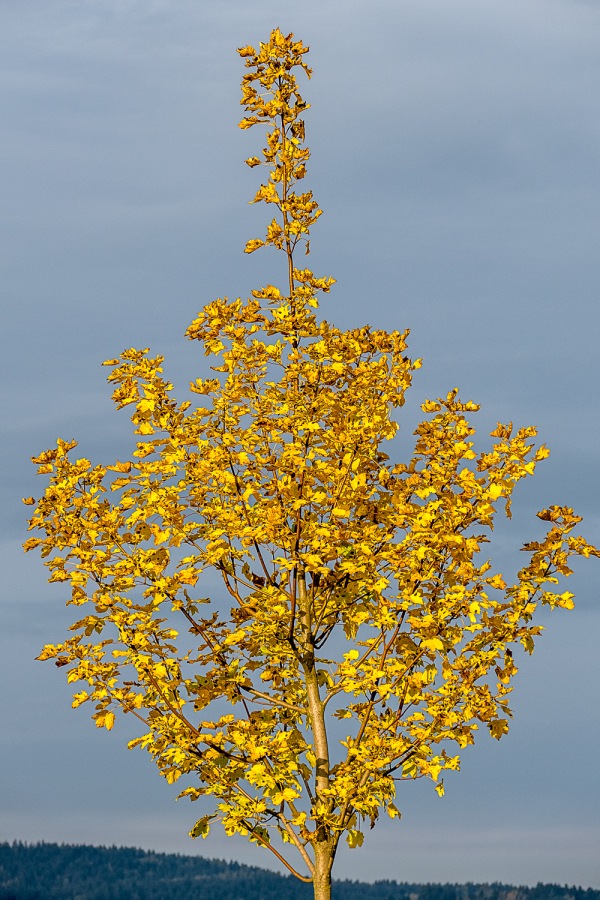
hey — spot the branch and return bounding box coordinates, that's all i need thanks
[277,812,316,877]
[239,684,305,714]
[230,767,314,879]
[243,818,313,882]
[288,566,298,651]
[323,632,385,707]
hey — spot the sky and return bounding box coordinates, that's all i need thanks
[1,0,599,889]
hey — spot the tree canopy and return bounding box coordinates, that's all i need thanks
[24,28,598,900]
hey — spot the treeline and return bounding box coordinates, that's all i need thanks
[1,842,598,900]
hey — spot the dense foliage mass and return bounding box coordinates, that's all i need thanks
[24,28,598,900]
[2,844,598,900]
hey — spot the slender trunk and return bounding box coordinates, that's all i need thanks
[296,571,335,900]
[313,845,333,900]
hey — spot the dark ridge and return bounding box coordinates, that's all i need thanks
[1,842,598,900]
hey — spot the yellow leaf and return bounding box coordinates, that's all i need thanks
[96,711,115,731]
[557,591,575,610]
[346,829,364,849]
[421,638,444,652]
[244,239,264,254]
[488,484,503,501]
[489,719,509,740]
[107,460,132,473]
[487,574,506,590]
[189,816,212,838]
[71,691,89,709]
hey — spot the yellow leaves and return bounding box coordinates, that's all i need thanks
[36,644,62,662]
[421,637,444,652]
[164,768,183,784]
[265,218,284,249]
[239,33,325,287]
[48,568,69,583]
[107,460,132,473]
[487,574,506,590]
[95,710,116,731]
[127,733,154,751]
[189,816,212,839]
[520,633,535,655]
[487,483,503,501]
[349,472,366,491]
[569,536,600,560]
[25,26,600,878]
[294,269,335,292]
[301,552,325,571]
[402,758,418,779]
[332,506,351,518]
[71,690,89,708]
[252,283,282,302]
[252,183,280,205]
[272,787,299,804]
[490,422,512,439]
[488,719,509,740]
[137,398,155,414]
[23,537,42,552]
[537,505,575,523]
[189,377,221,395]
[556,591,575,610]
[22,496,36,505]
[223,629,246,647]
[150,525,171,546]
[244,239,264,254]
[238,116,258,130]
[346,829,364,849]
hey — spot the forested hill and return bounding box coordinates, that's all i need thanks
[1,842,598,900]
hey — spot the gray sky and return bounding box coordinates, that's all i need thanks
[1,0,599,888]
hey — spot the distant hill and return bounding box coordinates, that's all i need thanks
[1,842,598,900]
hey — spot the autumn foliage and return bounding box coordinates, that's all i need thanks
[25,29,598,900]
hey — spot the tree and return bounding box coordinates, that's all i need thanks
[24,29,598,900]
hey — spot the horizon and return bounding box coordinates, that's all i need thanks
[2,840,599,890]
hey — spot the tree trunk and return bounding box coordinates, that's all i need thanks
[313,872,332,900]
[313,846,333,900]
[296,572,335,900]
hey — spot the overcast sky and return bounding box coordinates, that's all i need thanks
[1,0,599,889]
